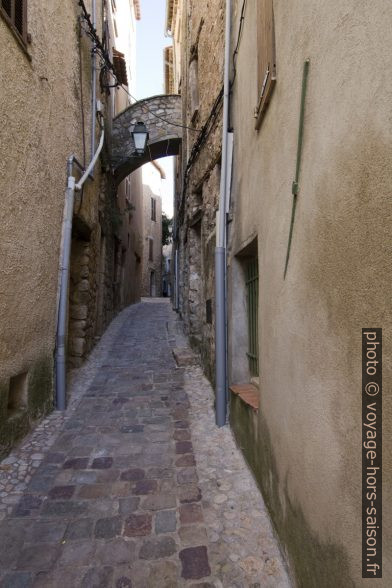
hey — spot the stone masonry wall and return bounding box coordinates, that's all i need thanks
[141,185,162,297]
[174,0,225,384]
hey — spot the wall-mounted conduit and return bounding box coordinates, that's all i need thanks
[283,58,310,279]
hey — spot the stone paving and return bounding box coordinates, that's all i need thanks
[0,300,291,587]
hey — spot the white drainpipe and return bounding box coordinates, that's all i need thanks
[55,129,104,410]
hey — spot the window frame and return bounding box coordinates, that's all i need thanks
[0,0,28,48]
[151,197,157,222]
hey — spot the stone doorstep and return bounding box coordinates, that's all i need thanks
[172,348,199,367]
[229,384,260,411]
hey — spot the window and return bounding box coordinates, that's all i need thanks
[1,0,28,45]
[246,258,259,376]
[151,197,157,221]
[149,238,153,261]
[113,48,128,86]
[189,18,204,122]
[255,0,276,129]
[189,56,199,121]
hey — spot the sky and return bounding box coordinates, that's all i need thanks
[136,0,174,217]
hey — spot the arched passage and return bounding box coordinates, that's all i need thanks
[111,94,182,184]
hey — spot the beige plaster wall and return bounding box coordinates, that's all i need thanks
[113,48,144,309]
[115,170,144,307]
[141,183,162,297]
[0,0,105,451]
[228,0,392,585]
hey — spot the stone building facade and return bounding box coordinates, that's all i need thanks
[109,0,144,311]
[0,0,142,456]
[167,0,225,382]
[168,0,392,585]
[141,163,164,297]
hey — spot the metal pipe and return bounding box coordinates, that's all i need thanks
[283,59,310,279]
[91,0,97,161]
[76,129,104,191]
[55,129,104,410]
[174,248,179,310]
[214,0,231,427]
[69,155,95,181]
[56,174,76,411]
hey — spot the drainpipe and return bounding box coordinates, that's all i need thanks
[91,0,97,161]
[174,248,179,310]
[55,129,105,410]
[215,0,231,427]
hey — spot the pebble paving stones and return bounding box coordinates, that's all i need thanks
[0,300,291,587]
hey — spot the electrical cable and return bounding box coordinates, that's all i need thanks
[116,80,202,132]
[78,0,201,133]
[77,0,241,209]
[180,0,247,206]
[230,0,247,89]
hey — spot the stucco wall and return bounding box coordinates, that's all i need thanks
[0,0,121,453]
[113,42,144,309]
[228,0,392,585]
[141,178,162,297]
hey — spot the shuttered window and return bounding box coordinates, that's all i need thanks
[151,197,156,221]
[246,258,259,377]
[149,238,154,261]
[1,0,27,45]
[255,0,276,129]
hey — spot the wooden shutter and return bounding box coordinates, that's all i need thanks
[14,0,24,36]
[255,0,276,129]
[113,48,128,86]
[1,0,27,44]
[1,0,11,18]
[151,198,156,221]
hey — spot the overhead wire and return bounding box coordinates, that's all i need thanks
[179,0,247,213]
[77,0,247,209]
[78,0,201,133]
[230,0,247,89]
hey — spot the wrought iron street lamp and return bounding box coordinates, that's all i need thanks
[131,121,149,156]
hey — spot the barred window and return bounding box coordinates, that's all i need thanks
[246,258,259,377]
[1,0,28,45]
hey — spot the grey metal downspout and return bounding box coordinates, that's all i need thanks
[56,162,76,411]
[215,0,231,427]
[174,248,179,311]
[56,129,105,410]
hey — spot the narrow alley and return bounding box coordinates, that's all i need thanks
[0,300,290,588]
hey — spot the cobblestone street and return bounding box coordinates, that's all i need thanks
[0,300,290,588]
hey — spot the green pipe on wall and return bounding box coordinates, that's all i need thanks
[283,58,310,279]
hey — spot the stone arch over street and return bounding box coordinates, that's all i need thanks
[110,94,182,184]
